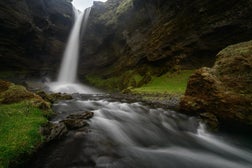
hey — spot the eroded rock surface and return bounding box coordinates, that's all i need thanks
[0,0,74,73]
[180,40,252,130]
[79,0,252,77]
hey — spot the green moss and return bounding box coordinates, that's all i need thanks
[0,102,47,167]
[86,75,120,91]
[86,70,194,95]
[0,81,52,167]
[116,0,133,15]
[98,0,133,26]
[132,70,195,94]
[86,70,144,91]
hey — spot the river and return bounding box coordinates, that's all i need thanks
[26,93,252,168]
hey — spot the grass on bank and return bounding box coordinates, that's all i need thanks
[132,70,194,94]
[0,102,47,168]
[0,80,50,168]
[86,70,194,94]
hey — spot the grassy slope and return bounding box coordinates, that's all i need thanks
[0,102,47,167]
[132,70,194,94]
[0,81,50,168]
[86,70,194,95]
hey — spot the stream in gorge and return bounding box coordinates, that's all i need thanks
[27,93,252,168]
[24,6,252,168]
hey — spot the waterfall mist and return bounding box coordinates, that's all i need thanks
[48,8,99,94]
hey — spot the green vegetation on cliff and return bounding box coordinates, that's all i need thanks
[86,70,194,94]
[132,70,194,94]
[0,80,52,168]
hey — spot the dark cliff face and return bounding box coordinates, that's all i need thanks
[0,0,74,73]
[79,0,252,76]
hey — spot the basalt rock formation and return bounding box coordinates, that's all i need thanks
[79,0,252,77]
[180,40,252,130]
[0,0,74,74]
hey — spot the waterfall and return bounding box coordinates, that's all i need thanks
[58,8,91,83]
[48,7,99,94]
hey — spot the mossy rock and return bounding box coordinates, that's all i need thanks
[36,91,72,103]
[0,80,50,110]
[181,40,252,130]
[0,80,12,93]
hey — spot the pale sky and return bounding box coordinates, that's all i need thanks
[72,0,107,11]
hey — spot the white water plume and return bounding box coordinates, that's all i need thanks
[58,8,90,83]
[49,8,99,94]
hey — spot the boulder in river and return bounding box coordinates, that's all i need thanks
[180,40,252,131]
[42,111,94,142]
[63,112,94,130]
[41,122,68,143]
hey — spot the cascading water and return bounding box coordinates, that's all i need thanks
[27,95,252,168]
[57,10,85,83]
[34,4,252,168]
[48,8,99,94]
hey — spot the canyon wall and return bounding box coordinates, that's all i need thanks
[0,0,74,74]
[79,0,252,77]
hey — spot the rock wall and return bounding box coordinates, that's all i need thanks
[180,40,252,130]
[0,0,74,74]
[79,0,252,77]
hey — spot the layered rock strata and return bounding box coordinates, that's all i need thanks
[79,0,252,77]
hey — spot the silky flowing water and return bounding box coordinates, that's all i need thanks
[41,4,252,168]
[48,8,97,94]
[27,94,252,168]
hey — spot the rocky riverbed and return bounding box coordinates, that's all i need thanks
[24,93,252,168]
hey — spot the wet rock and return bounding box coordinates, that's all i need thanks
[62,119,88,130]
[66,112,94,120]
[63,112,94,130]
[200,113,219,131]
[41,112,94,142]
[41,122,68,142]
[36,91,72,103]
[180,40,252,130]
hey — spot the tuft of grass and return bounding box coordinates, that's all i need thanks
[0,102,47,167]
[131,70,195,94]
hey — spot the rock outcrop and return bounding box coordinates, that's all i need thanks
[180,40,252,130]
[0,0,74,74]
[0,80,50,109]
[41,111,94,142]
[79,0,252,77]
